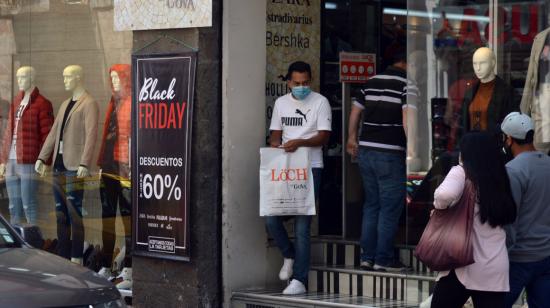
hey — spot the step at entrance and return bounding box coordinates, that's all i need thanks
[309,265,435,303]
[312,238,433,274]
[231,290,419,308]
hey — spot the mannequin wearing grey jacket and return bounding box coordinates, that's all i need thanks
[521,27,550,153]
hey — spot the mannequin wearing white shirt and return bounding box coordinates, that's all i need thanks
[0,66,53,225]
[0,67,35,177]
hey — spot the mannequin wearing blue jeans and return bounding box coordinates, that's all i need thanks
[53,161,85,260]
[265,168,322,285]
[5,160,38,225]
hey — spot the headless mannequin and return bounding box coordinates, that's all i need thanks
[521,30,550,153]
[35,66,89,178]
[0,67,36,177]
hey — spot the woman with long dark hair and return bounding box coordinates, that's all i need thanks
[431,132,517,308]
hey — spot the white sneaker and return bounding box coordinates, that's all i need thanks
[282,279,306,295]
[97,267,113,280]
[279,258,294,280]
[117,279,132,290]
[70,257,83,265]
[116,267,132,280]
[116,267,132,290]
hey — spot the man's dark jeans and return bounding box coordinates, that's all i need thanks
[505,255,550,308]
[357,148,406,266]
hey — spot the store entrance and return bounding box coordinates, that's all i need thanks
[317,0,409,240]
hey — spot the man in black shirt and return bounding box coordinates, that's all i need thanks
[346,52,415,272]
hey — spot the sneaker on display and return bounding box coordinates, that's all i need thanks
[116,278,132,290]
[116,267,132,290]
[282,279,306,295]
[116,267,132,280]
[360,260,374,270]
[97,267,113,280]
[278,258,294,281]
[373,261,412,272]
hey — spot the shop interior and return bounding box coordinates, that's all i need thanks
[316,0,549,247]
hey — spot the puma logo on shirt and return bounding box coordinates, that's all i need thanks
[295,109,310,122]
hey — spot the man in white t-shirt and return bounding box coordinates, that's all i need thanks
[267,61,332,295]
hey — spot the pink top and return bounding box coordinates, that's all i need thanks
[433,165,509,292]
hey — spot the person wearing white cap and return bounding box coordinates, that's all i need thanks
[501,112,550,308]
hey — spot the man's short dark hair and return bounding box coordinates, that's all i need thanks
[512,130,535,145]
[393,48,407,64]
[285,61,312,81]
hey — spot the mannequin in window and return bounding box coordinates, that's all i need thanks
[461,47,517,137]
[521,27,550,153]
[35,65,99,265]
[0,66,53,225]
[96,64,132,287]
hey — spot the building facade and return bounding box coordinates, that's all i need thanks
[0,0,546,307]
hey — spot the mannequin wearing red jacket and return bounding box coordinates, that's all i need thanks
[97,64,132,285]
[0,66,53,225]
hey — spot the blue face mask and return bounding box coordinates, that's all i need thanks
[292,86,311,100]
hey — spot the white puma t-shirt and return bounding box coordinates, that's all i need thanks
[269,91,332,168]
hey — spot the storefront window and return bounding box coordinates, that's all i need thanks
[0,0,133,292]
[404,0,550,246]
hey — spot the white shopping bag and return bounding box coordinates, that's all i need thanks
[259,147,316,216]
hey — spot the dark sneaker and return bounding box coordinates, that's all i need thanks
[360,260,374,270]
[373,261,412,272]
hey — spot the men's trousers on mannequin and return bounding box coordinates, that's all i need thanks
[53,161,85,260]
[100,174,132,269]
[5,159,38,225]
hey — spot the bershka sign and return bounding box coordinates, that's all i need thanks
[132,52,196,261]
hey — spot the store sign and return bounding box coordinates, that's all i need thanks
[265,0,321,144]
[442,3,544,47]
[339,52,376,83]
[131,52,196,261]
[114,0,212,31]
